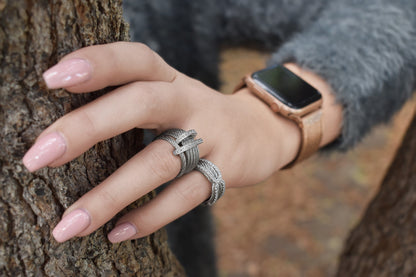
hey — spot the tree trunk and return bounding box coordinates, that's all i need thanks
[0,1,184,276]
[337,112,416,276]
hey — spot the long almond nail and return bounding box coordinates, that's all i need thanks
[108,222,137,243]
[52,209,91,243]
[23,132,66,172]
[43,58,92,89]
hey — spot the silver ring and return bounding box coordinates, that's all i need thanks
[196,159,225,206]
[155,129,203,177]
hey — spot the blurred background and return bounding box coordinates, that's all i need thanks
[214,48,416,277]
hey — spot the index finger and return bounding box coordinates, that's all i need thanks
[43,42,177,92]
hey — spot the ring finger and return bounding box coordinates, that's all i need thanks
[52,138,208,242]
[107,170,213,243]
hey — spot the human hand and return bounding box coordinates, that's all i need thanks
[22,42,339,243]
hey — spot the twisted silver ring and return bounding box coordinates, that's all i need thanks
[196,159,225,206]
[155,129,203,177]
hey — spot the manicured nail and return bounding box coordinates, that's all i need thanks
[23,132,67,172]
[43,58,92,89]
[108,222,137,243]
[52,209,91,243]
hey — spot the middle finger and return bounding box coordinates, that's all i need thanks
[52,137,206,242]
[24,80,185,171]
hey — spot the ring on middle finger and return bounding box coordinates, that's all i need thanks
[155,128,203,177]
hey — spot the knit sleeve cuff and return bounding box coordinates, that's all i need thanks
[269,2,416,151]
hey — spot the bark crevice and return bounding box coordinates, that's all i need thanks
[0,1,185,276]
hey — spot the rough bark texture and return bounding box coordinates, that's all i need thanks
[337,112,416,276]
[0,0,184,276]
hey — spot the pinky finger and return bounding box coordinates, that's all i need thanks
[107,171,212,243]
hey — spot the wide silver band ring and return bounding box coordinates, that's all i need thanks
[196,159,225,206]
[155,129,203,178]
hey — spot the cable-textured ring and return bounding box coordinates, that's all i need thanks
[155,129,203,177]
[196,159,226,206]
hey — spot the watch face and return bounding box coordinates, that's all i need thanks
[252,65,321,109]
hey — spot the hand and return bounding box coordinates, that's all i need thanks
[22,42,340,243]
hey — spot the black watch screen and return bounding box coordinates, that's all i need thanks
[251,65,321,109]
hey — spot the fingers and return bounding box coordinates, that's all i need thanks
[107,171,211,243]
[30,42,227,244]
[52,140,184,242]
[52,140,212,243]
[23,81,182,171]
[43,42,177,92]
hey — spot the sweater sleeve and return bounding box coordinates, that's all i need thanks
[269,0,416,150]
[221,0,329,48]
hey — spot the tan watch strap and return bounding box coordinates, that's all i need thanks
[284,109,322,168]
[234,76,323,168]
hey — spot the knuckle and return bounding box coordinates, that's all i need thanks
[167,68,178,83]
[136,43,175,82]
[111,41,129,48]
[134,43,159,67]
[130,213,155,236]
[146,146,179,182]
[129,82,176,127]
[53,108,98,140]
[104,44,121,69]
[143,44,160,64]
[134,42,153,54]
[132,83,160,114]
[174,181,207,204]
[96,188,120,207]
[108,42,149,71]
[70,109,98,138]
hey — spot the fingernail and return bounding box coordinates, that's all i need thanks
[108,222,137,243]
[52,209,91,243]
[43,58,92,89]
[23,132,67,172]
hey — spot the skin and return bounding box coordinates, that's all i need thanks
[26,42,343,242]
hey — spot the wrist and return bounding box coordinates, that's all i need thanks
[233,63,343,169]
[232,88,302,169]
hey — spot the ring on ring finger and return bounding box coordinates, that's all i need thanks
[155,128,203,177]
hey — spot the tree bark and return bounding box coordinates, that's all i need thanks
[0,0,184,276]
[337,112,416,276]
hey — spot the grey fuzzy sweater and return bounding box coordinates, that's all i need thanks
[123,0,416,275]
[124,0,416,151]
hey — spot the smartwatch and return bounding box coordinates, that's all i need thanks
[234,65,323,167]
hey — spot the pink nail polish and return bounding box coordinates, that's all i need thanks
[43,58,92,89]
[23,132,67,172]
[108,222,137,243]
[52,209,91,243]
